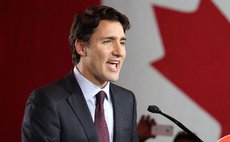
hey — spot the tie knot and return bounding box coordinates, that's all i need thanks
[96,91,106,105]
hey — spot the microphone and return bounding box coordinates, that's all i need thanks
[148,105,204,142]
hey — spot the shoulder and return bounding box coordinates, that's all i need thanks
[110,83,133,93]
[28,78,67,105]
[28,72,76,105]
[110,83,136,100]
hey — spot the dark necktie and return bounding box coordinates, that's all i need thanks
[95,91,110,142]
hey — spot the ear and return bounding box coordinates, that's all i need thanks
[75,40,86,56]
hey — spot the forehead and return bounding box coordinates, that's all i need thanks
[92,20,125,38]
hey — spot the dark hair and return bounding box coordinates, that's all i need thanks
[174,131,199,142]
[69,5,131,65]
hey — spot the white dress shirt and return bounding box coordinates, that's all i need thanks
[73,67,114,142]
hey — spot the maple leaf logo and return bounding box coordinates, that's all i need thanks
[152,0,230,137]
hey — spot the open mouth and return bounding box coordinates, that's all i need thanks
[107,60,120,72]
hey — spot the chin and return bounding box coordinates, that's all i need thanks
[107,75,119,82]
[104,72,120,82]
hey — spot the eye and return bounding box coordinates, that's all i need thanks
[120,40,126,46]
[102,40,112,44]
[101,39,114,47]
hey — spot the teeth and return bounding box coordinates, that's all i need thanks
[108,60,119,64]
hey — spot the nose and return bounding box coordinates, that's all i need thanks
[112,41,126,57]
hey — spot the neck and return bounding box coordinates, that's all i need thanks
[75,65,108,88]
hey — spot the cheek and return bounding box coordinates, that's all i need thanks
[97,48,110,58]
[91,50,107,64]
[123,49,127,59]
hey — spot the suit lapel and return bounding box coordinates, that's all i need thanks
[110,84,124,142]
[64,72,98,142]
[110,84,138,142]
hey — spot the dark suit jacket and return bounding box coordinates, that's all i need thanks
[22,71,139,142]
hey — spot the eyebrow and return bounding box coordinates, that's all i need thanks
[101,36,127,41]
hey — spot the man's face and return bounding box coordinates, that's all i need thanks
[77,20,127,88]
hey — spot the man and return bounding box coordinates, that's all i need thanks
[173,131,199,142]
[22,5,139,142]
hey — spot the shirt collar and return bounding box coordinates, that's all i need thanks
[73,66,110,101]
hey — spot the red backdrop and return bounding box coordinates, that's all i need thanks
[0,0,99,141]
